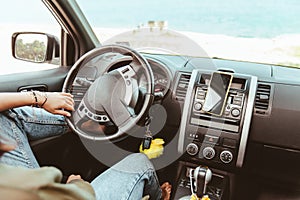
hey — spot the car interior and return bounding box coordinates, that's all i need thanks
[1,0,300,199]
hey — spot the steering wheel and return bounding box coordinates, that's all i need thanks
[63,45,154,141]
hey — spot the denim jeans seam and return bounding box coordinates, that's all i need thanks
[11,107,66,125]
[22,118,66,125]
[146,169,162,199]
[125,167,159,200]
[11,121,33,168]
[124,169,148,200]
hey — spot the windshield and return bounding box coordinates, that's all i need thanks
[77,0,300,68]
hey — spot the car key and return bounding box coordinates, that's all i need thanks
[142,117,153,150]
[142,135,153,150]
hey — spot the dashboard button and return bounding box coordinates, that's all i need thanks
[220,150,233,163]
[204,135,219,145]
[231,108,241,117]
[94,116,102,121]
[186,143,199,156]
[194,102,202,111]
[202,147,215,160]
[234,96,242,101]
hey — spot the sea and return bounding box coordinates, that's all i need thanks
[77,0,300,38]
[1,0,300,39]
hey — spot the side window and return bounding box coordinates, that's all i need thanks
[0,0,60,75]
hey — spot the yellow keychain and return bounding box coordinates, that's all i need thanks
[139,138,165,159]
[139,116,165,159]
[189,194,210,200]
[201,195,210,200]
[190,194,199,200]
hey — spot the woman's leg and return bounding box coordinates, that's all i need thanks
[0,107,68,168]
[91,153,162,200]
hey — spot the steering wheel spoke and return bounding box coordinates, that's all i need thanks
[116,65,139,107]
[77,101,110,123]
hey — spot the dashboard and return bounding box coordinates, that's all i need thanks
[67,50,300,186]
[2,47,299,199]
[140,53,300,179]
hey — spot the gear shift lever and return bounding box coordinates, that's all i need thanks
[190,166,212,197]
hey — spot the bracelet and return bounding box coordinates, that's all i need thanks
[30,91,48,108]
[31,91,39,107]
[41,93,48,107]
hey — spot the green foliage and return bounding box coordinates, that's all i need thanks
[15,39,46,62]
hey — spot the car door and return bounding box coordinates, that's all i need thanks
[0,0,99,93]
[0,0,102,180]
[0,2,64,92]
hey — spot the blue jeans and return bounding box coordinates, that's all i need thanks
[0,106,67,168]
[0,107,162,199]
[91,153,162,200]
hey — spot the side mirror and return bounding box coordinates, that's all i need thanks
[12,32,59,63]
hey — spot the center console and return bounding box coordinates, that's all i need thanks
[178,69,257,168]
[174,69,257,199]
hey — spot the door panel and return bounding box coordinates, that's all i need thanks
[0,67,71,92]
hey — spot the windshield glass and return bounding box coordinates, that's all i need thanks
[77,0,300,68]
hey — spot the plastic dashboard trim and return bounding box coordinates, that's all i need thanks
[178,69,198,154]
[236,75,257,167]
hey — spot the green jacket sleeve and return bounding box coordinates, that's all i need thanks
[0,164,96,200]
[37,179,96,200]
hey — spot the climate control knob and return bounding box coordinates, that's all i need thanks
[202,147,215,160]
[220,150,233,163]
[186,143,199,156]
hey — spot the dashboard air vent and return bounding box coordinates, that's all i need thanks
[175,73,191,101]
[255,83,272,115]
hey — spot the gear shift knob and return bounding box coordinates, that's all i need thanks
[190,166,212,197]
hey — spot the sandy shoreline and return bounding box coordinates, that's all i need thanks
[98,27,300,67]
[1,24,300,75]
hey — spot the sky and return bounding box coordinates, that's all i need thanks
[0,0,55,25]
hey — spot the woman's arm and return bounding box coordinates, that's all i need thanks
[0,92,74,117]
[0,92,33,111]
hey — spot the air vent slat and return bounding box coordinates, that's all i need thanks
[255,83,271,113]
[175,73,191,101]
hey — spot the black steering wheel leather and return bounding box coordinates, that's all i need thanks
[63,45,154,141]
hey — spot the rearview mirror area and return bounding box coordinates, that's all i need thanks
[11,32,59,63]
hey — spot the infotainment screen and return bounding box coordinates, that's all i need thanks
[202,71,233,116]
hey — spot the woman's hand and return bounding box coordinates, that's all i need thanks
[0,134,16,157]
[66,174,83,183]
[42,92,75,117]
